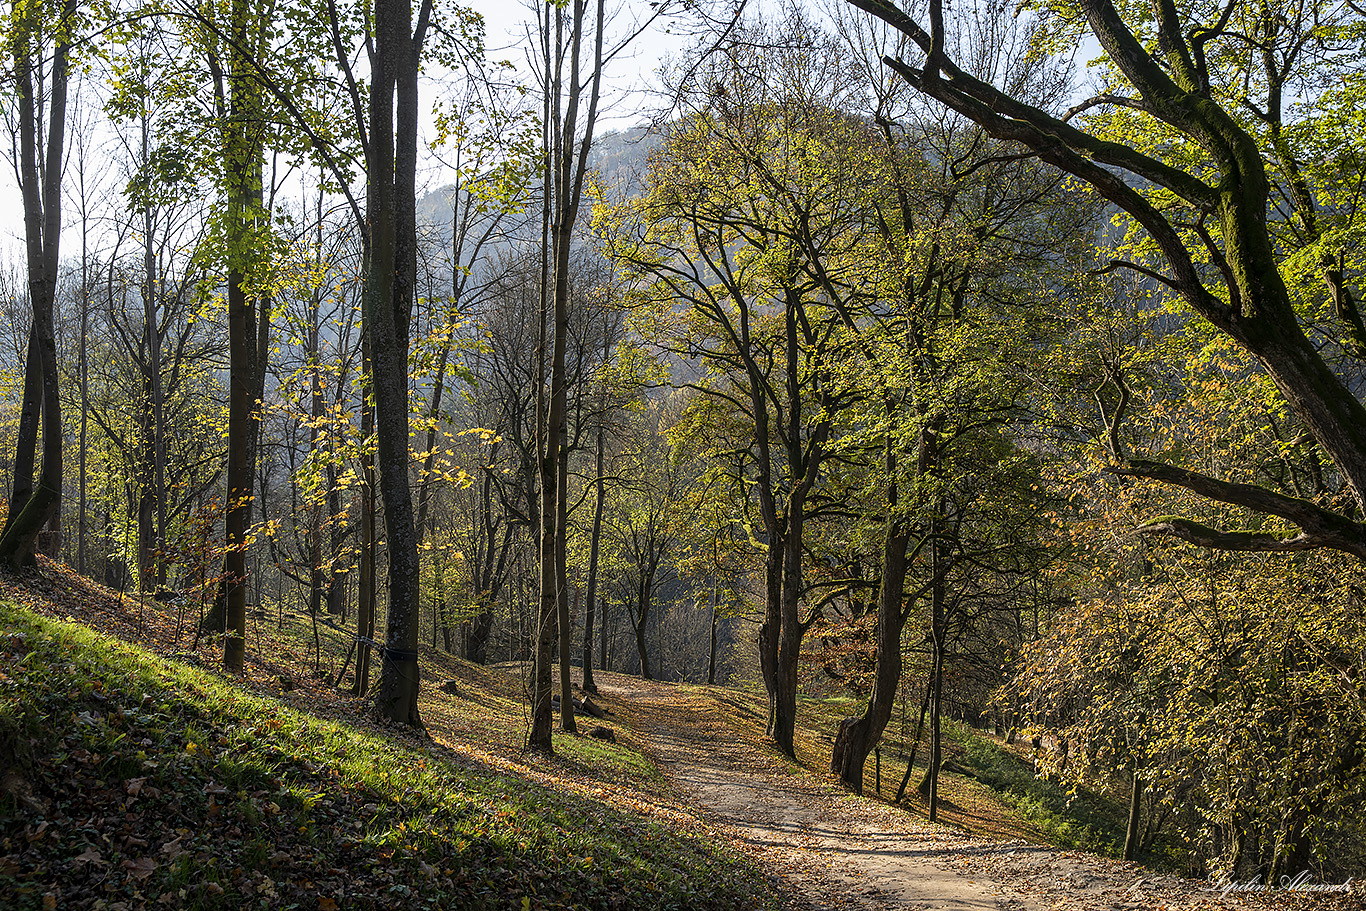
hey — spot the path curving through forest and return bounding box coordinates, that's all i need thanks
[598,676,1235,911]
[603,676,1041,911]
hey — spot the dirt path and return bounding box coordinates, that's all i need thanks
[596,677,1242,911]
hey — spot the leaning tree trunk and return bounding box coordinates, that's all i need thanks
[833,515,911,793]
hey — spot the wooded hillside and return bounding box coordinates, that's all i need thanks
[2,0,1365,893]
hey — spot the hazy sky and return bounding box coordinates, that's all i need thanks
[0,0,699,263]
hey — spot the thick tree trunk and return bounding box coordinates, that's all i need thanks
[0,1,71,569]
[834,518,911,792]
[760,530,783,737]
[466,600,493,664]
[772,493,804,758]
[368,0,429,727]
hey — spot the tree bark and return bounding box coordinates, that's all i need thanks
[0,0,73,569]
[1124,769,1143,861]
[834,518,911,791]
[581,415,606,693]
[367,0,431,727]
[530,0,608,752]
[3,331,40,545]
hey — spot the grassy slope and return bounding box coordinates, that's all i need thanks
[0,591,779,911]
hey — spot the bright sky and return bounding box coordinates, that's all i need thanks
[0,0,1084,268]
[0,0,697,265]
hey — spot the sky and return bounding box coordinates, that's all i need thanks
[0,0,1088,269]
[0,0,699,264]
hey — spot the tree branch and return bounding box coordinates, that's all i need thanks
[1062,93,1151,122]
[1111,459,1366,558]
[1131,518,1317,552]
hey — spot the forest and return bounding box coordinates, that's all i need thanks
[2,0,1366,901]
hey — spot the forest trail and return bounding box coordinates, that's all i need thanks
[599,676,1208,911]
[602,675,1039,911]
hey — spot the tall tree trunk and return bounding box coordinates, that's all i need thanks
[138,127,163,593]
[76,143,91,577]
[211,0,270,671]
[529,0,608,754]
[556,417,575,733]
[920,531,947,821]
[354,359,377,696]
[1124,768,1143,861]
[581,416,605,693]
[773,493,802,757]
[368,0,431,727]
[3,332,40,545]
[0,0,72,568]
[309,365,325,619]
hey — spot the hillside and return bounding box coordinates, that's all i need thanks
[0,561,779,911]
[2,561,1363,911]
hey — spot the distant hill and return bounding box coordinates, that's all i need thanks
[415,124,658,244]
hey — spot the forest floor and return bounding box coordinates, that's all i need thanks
[3,559,1363,910]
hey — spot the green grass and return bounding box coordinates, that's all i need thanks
[950,727,1130,856]
[0,600,777,911]
[553,732,662,783]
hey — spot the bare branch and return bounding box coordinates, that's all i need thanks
[1062,93,1151,122]
[1088,258,1184,294]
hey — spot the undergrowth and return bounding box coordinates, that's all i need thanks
[951,728,1129,857]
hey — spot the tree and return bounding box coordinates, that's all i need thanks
[845,0,1366,559]
[804,5,1087,805]
[604,399,697,680]
[607,20,900,756]
[0,0,78,567]
[528,0,611,751]
[363,0,436,726]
